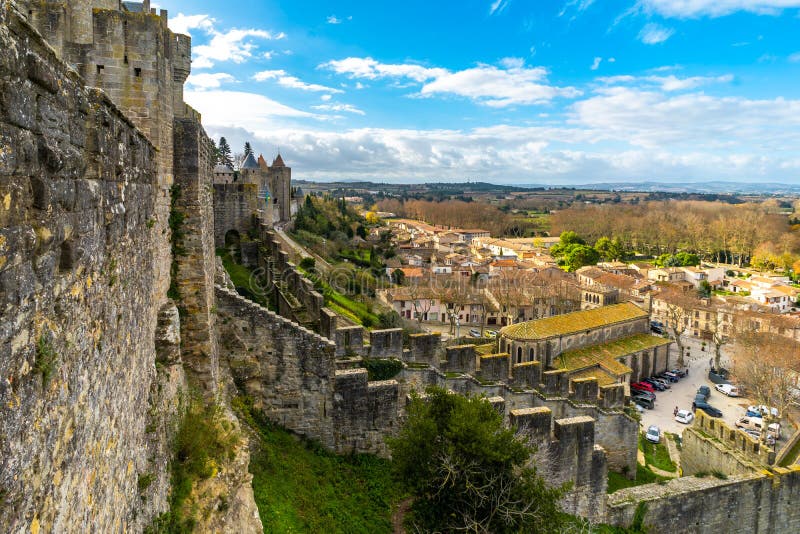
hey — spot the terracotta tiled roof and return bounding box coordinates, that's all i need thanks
[499,302,647,340]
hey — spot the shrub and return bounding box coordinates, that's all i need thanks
[147,398,240,533]
[34,334,58,385]
[363,358,403,381]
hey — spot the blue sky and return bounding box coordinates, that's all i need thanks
[160,0,800,184]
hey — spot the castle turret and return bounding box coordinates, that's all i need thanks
[268,154,292,223]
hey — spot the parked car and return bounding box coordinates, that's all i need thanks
[697,386,710,399]
[715,383,739,397]
[633,394,655,410]
[747,405,779,418]
[650,321,664,334]
[708,367,731,385]
[469,328,481,338]
[736,416,765,433]
[645,425,661,444]
[632,381,655,393]
[632,389,656,400]
[670,368,688,378]
[643,378,666,391]
[660,372,679,382]
[485,330,498,338]
[692,401,722,418]
[652,377,671,389]
[675,409,694,424]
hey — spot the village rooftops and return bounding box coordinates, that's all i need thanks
[499,302,647,341]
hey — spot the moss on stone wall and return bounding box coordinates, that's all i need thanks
[168,185,186,304]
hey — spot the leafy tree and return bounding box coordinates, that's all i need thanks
[388,388,568,534]
[699,280,712,298]
[244,141,254,157]
[392,268,405,285]
[561,244,600,272]
[595,236,625,261]
[218,137,233,168]
[209,138,220,165]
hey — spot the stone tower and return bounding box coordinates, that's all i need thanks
[267,154,292,223]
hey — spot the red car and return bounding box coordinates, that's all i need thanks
[631,381,655,393]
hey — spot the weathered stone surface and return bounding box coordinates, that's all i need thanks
[0,5,166,532]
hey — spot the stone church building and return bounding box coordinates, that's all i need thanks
[498,302,672,392]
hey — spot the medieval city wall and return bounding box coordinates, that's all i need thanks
[0,6,173,531]
[606,468,800,533]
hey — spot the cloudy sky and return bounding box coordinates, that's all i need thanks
[162,0,800,185]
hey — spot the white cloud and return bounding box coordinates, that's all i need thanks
[638,0,800,18]
[489,0,511,15]
[597,73,733,91]
[328,15,354,23]
[571,87,800,149]
[559,0,596,17]
[185,90,319,131]
[176,15,286,69]
[789,52,800,62]
[321,94,332,102]
[200,117,800,184]
[253,70,343,93]
[608,57,616,63]
[638,23,675,44]
[322,57,447,82]
[321,57,580,107]
[311,103,366,115]
[186,72,235,89]
[169,13,215,36]
[591,57,602,70]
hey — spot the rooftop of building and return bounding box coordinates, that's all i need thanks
[555,333,671,378]
[241,153,259,170]
[499,302,647,340]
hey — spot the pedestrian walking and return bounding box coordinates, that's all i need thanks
[674,406,679,416]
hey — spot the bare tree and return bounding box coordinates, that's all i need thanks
[657,288,698,368]
[407,281,434,325]
[732,331,800,427]
[709,308,732,371]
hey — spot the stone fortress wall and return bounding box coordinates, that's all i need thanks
[0,2,262,532]
[0,4,168,530]
[4,1,800,531]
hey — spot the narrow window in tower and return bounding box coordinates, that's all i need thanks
[124,55,128,64]
[134,67,142,77]
[96,64,104,74]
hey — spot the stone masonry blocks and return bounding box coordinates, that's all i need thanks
[369,328,403,359]
[510,407,552,444]
[479,353,510,382]
[445,344,477,373]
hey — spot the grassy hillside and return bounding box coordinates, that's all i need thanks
[233,396,401,533]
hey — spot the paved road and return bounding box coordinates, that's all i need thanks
[640,335,747,436]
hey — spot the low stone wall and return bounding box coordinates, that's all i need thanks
[369,328,403,359]
[407,332,442,365]
[479,353,510,382]
[681,412,772,476]
[606,468,800,533]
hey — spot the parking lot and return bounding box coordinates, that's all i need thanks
[639,337,748,435]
